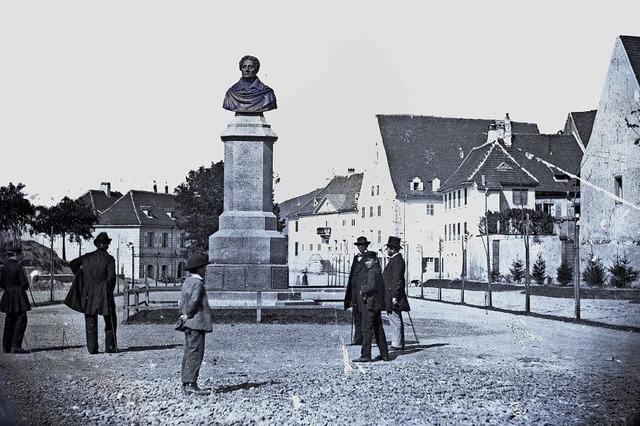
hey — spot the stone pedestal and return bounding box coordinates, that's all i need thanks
[206,113,288,289]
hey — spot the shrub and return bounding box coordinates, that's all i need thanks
[608,253,639,288]
[532,254,547,285]
[510,258,525,283]
[556,260,573,286]
[583,255,606,287]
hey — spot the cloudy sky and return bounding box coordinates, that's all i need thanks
[1,1,638,205]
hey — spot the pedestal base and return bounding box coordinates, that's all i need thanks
[205,263,289,290]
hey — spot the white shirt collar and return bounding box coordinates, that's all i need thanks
[389,252,400,258]
[190,273,203,280]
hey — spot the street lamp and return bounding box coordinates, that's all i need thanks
[438,237,443,301]
[461,232,470,304]
[416,244,424,298]
[126,242,135,288]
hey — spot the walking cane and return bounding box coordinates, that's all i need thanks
[406,312,419,345]
[350,310,354,344]
[28,287,38,308]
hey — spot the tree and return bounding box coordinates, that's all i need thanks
[510,257,525,283]
[556,260,573,286]
[0,183,35,244]
[608,253,639,288]
[31,197,97,260]
[583,254,606,287]
[532,254,547,285]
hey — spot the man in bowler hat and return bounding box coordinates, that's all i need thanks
[0,244,31,354]
[344,236,371,345]
[177,253,212,396]
[353,251,390,362]
[69,232,117,354]
[382,236,411,350]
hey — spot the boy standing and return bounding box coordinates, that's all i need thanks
[178,253,212,395]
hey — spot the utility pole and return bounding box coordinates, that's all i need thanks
[572,178,581,319]
[524,212,531,313]
[461,232,469,304]
[438,237,443,301]
[50,226,54,303]
[417,245,424,298]
[484,188,492,307]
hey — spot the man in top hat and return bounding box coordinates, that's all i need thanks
[344,236,371,345]
[382,236,411,350]
[0,243,31,354]
[177,252,212,396]
[353,251,390,363]
[69,232,117,354]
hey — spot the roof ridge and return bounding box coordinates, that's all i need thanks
[496,144,539,183]
[129,191,142,225]
[467,143,497,181]
[97,192,126,217]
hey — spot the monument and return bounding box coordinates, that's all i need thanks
[206,56,288,289]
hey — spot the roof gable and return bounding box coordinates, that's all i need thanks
[620,35,640,84]
[291,173,363,218]
[98,190,185,227]
[376,115,540,198]
[565,110,597,148]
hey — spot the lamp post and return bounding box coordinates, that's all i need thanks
[461,232,469,304]
[438,237,443,301]
[417,244,424,298]
[127,242,135,287]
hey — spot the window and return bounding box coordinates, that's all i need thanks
[411,177,424,191]
[146,264,154,279]
[371,186,375,196]
[457,223,461,240]
[309,244,313,251]
[376,185,379,195]
[161,265,168,279]
[512,189,528,205]
[180,233,186,248]
[145,232,155,248]
[448,193,452,209]
[614,176,623,203]
[295,221,299,232]
[426,204,434,215]
[162,233,169,248]
[295,242,299,256]
[377,230,382,244]
[454,191,457,208]
[434,258,440,273]
[464,188,467,205]
[444,225,447,241]
[362,207,365,218]
[449,224,452,240]
[301,244,304,252]
[443,195,447,210]
[317,244,321,251]
[342,219,346,226]
[464,222,468,235]
[377,206,382,216]
[457,190,461,207]
[351,219,356,226]
[369,206,373,217]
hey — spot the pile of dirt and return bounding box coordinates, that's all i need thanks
[19,240,69,273]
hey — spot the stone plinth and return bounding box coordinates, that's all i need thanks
[206,113,288,289]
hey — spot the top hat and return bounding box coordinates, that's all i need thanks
[385,236,402,250]
[186,253,209,270]
[353,236,371,246]
[94,232,112,247]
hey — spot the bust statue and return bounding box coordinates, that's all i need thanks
[223,55,277,113]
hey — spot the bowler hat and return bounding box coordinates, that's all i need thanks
[94,232,112,247]
[353,236,371,246]
[186,253,209,270]
[385,236,402,250]
[362,250,378,261]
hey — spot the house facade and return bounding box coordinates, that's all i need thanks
[581,35,640,272]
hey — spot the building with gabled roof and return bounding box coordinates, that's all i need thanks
[94,188,188,282]
[581,35,640,274]
[286,171,363,277]
[77,182,123,215]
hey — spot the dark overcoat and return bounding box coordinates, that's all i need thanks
[68,248,115,316]
[360,263,386,312]
[382,254,411,313]
[344,254,368,309]
[179,275,212,332]
[0,258,31,313]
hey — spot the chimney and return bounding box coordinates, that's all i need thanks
[100,182,111,197]
[153,180,157,193]
[164,183,169,194]
[487,123,499,143]
[347,168,355,175]
[504,113,512,147]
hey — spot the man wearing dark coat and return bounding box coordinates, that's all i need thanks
[69,232,117,354]
[382,236,411,350]
[0,244,31,354]
[223,55,277,113]
[353,251,390,363]
[343,236,371,345]
[177,253,212,396]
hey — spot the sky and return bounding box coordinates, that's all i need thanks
[1,1,639,206]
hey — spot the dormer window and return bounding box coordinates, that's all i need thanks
[354,192,359,202]
[313,197,321,206]
[410,177,424,191]
[165,210,175,220]
[141,206,153,219]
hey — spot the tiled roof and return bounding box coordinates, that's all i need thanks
[279,188,323,219]
[98,190,186,228]
[565,110,597,148]
[376,115,540,198]
[508,134,583,193]
[440,142,538,192]
[77,190,123,214]
[620,35,640,84]
[290,173,364,218]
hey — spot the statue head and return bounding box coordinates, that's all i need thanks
[239,55,260,79]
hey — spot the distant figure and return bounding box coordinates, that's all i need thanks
[223,55,277,113]
[0,244,31,354]
[382,236,411,350]
[353,251,389,363]
[344,236,371,346]
[302,269,309,286]
[69,232,117,354]
[177,253,212,396]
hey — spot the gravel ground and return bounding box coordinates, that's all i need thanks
[1,295,639,425]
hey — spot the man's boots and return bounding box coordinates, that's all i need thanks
[182,382,210,396]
